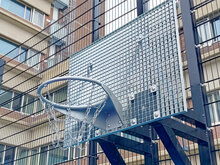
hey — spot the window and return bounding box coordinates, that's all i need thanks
[0,145,16,165]
[26,49,40,69]
[0,0,31,21]
[32,9,44,28]
[207,90,220,125]
[1,0,24,18]
[0,88,37,114]
[0,0,46,27]
[23,95,35,114]
[0,37,19,59]
[197,21,212,44]
[48,145,68,165]
[74,143,87,158]
[16,148,29,165]
[52,7,59,21]
[39,146,48,165]
[0,86,67,115]
[0,37,40,68]
[19,47,28,63]
[197,16,220,45]
[48,45,56,67]
[4,146,15,165]
[30,149,38,165]
[48,45,62,68]
[0,144,4,164]
[12,92,22,112]
[212,17,220,41]
[53,86,67,103]
[0,89,12,109]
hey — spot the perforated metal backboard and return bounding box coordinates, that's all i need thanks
[65,0,187,147]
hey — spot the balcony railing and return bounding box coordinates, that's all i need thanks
[53,0,69,10]
[50,21,67,45]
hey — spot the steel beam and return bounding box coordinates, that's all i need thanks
[180,0,216,164]
[123,125,152,141]
[98,139,126,165]
[159,118,207,142]
[98,134,151,155]
[153,123,191,165]
[176,110,205,128]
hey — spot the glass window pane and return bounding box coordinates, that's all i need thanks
[214,91,220,122]
[0,144,5,164]
[16,148,28,165]
[27,50,40,69]
[1,0,25,18]
[48,145,68,165]
[36,99,43,112]
[0,89,12,109]
[212,18,220,41]
[23,95,35,114]
[197,22,212,43]
[30,149,38,165]
[25,7,31,21]
[20,47,28,63]
[0,38,19,59]
[12,92,22,111]
[32,10,44,27]
[54,87,67,103]
[4,146,15,165]
[39,146,48,165]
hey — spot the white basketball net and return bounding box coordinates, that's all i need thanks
[41,80,107,150]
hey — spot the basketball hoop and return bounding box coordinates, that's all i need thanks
[37,76,123,148]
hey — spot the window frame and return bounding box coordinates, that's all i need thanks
[0,0,31,21]
[207,90,220,126]
[211,17,220,42]
[32,8,45,28]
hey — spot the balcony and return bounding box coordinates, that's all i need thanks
[50,21,67,46]
[53,0,69,10]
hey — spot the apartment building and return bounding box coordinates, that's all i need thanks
[0,0,219,165]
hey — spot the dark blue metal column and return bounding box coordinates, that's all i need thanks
[92,0,100,42]
[98,139,126,165]
[89,0,101,164]
[88,141,97,165]
[137,0,144,16]
[180,0,216,164]
[0,59,5,90]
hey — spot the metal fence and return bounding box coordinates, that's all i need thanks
[0,0,219,164]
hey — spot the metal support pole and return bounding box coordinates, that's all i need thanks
[180,0,216,164]
[137,0,144,16]
[92,0,100,42]
[0,59,5,90]
[144,141,159,165]
[89,1,100,163]
[88,141,97,165]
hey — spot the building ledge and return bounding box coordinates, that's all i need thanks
[0,54,42,80]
